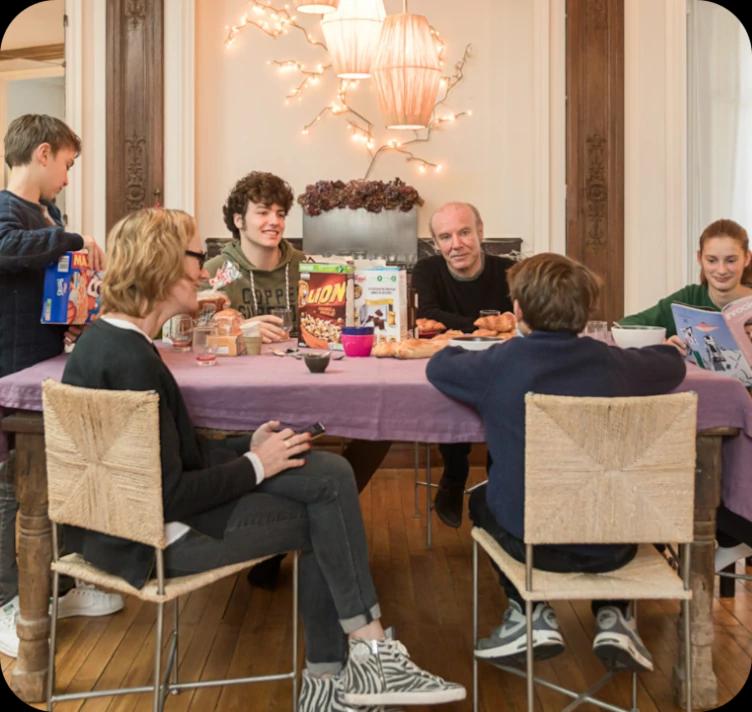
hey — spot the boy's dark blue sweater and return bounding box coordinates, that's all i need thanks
[0,189,84,377]
[426,332,686,552]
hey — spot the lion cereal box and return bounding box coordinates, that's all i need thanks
[298,261,354,350]
[41,251,104,324]
[354,267,408,342]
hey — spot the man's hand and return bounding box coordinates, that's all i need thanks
[666,334,688,356]
[251,427,311,478]
[82,235,106,271]
[249,314,289,343]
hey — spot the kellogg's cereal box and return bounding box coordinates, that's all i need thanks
[298,261,354,350]
[354,267,409,342]
[41,251,103,324]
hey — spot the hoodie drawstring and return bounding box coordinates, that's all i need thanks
[247,262,291,315]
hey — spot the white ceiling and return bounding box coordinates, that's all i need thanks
[1,0,64,51]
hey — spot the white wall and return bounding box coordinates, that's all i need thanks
[624,0,687,315]
[194,0,548,243]
[61,0,689,316]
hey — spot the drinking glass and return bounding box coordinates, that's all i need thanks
[270,307,293,338]
[479,309,501,318]
[171,314,193,352]
[192,325,218,366]
[585,320,608,342]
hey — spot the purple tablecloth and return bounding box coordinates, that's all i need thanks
[1,347,751,519]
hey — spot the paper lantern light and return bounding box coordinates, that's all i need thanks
[321,0,386,79]
[372,13,442,130]
[295,0,339,13]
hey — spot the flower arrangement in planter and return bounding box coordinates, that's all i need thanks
[297,177,424,216]
[297,178,424,258]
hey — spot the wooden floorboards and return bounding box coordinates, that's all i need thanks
[3,466,751,711]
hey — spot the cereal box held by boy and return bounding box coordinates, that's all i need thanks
[41,250,104,324]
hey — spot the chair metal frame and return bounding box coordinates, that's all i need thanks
[42,381,300,712]
[46,525,299,712]
[412,442,486,548]
[471,392,696,712]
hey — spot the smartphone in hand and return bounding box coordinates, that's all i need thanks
[300,422,326,440]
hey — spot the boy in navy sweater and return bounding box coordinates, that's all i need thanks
[427,253,685,672]
[0,115,113,659]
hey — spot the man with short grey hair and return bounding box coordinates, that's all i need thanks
[411,202,514,527]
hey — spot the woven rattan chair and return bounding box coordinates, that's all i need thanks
[472,392,697,712]
[41,380,299,712]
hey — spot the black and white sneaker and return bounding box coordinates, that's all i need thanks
[339,638,466,706]
[475,600,565,665]
[592,606,654,672]
[298,669,398,712]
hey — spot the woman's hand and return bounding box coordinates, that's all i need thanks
[251,420,281,448]
[246,315,288,343]
[251,427,311,478]
[666,334,688,356]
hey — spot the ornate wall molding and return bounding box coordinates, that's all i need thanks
[106,0,163,231]
[584,132,607,251]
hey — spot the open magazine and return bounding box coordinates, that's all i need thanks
[670,295,752,386]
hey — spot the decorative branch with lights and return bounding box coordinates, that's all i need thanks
[224,0,472,178]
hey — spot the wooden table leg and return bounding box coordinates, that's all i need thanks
[672,430,732,709]
[11,429,51,703]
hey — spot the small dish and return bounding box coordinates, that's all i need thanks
[304,352,331,373]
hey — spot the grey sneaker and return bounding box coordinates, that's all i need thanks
[297,669,399,711]
[592,605,654,672]
[475,600,565,665]
[340,638,466,706]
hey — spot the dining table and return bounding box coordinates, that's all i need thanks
[1,343,750,708]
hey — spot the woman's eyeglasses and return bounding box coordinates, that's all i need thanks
[185,250,207,269]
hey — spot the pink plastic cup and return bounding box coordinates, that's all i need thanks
[340,333,374,357]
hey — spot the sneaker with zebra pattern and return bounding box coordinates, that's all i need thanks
[297,669,399,711]
[339,638,466,706]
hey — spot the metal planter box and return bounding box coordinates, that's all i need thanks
[302,206,418,260]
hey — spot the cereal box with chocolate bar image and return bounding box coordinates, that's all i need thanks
[41,250,104,324]
[298,260,354,350]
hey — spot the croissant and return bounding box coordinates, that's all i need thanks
[473,312,516,333]
[471,328,498,338]
[416,318,446,334]
[431,329,464,342]
[395,338,447,359]
[372,340,399,358]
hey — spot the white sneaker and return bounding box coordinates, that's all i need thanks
[714,543,752,573]
[0,596,19,658]
[55,582,124,620]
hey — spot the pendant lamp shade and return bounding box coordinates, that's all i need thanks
[372,13,441,130]
[321,0,386,79]
[295,1,339,13]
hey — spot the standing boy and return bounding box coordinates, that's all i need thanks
[0,114,120,659]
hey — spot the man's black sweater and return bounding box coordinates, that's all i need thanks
[0,189,84,377]
[62,320,258,587]
[411,253,514,332]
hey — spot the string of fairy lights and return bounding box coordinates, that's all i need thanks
[223,1,473,178]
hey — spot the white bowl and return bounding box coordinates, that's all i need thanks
[611,325,666,348]
[448,335,504,351]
